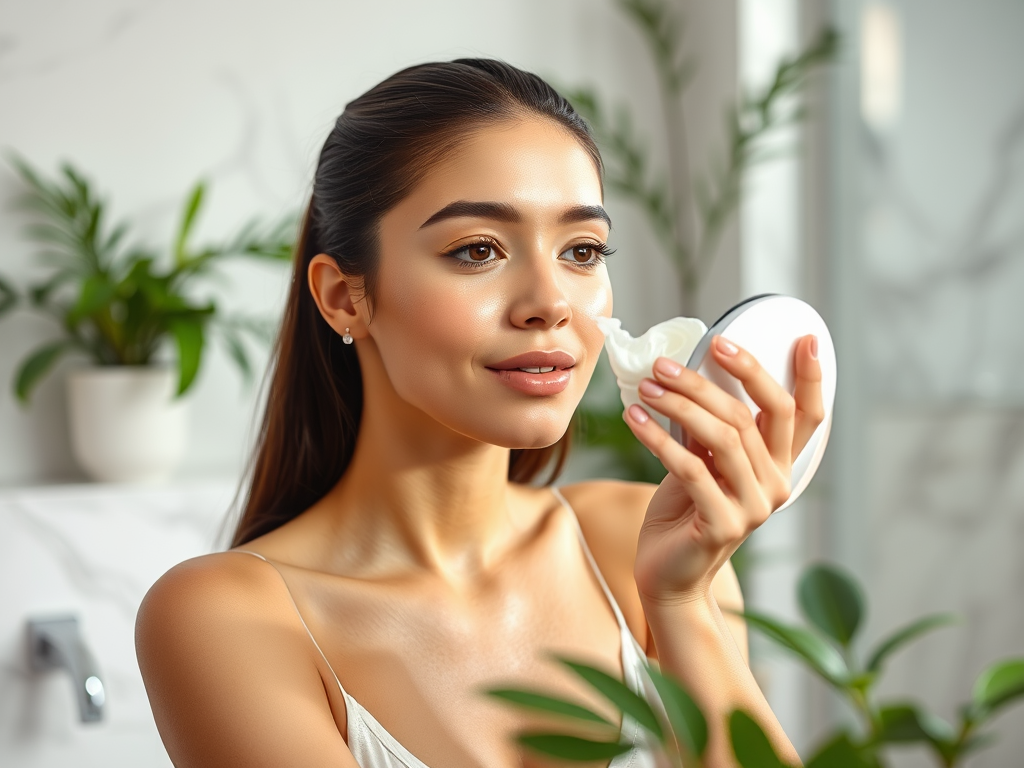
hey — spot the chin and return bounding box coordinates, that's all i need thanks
[481,407,575,450]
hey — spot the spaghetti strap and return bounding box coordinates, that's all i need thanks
[233,549,349,698]
[550,487,631,633]
[230,524,664,768]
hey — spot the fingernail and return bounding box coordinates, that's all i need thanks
[716,337,739,356]
[809,335,819,359]
[627,404,649,424]
[654,357,682,377]
[639,379,666,398]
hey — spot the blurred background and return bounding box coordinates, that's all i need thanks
[0,1,1021,766]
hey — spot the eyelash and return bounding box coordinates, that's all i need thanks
[441,238,616,270]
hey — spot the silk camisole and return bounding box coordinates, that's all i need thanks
[237,488,668,768]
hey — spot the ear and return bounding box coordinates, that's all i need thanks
[307,254,369,340]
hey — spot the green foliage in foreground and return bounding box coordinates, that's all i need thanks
[487,564,1024,767]
[0,155,296,401]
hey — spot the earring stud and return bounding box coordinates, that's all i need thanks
[342,328,353,345]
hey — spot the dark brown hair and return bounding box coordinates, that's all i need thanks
[231,59,602,547]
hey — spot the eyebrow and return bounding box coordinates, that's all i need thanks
[419,200,612,229]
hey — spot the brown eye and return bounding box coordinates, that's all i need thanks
[573,246,594,262]
[558,243,608,266]
[446,241,500,266]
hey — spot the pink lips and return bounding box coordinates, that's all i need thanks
[487,351,576,396]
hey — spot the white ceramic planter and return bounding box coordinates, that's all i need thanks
[66,367,188,484]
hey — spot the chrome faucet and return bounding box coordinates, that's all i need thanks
[27,615,105,723]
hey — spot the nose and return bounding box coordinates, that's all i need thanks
[508,254,571,330]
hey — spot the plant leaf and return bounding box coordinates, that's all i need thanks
[877,703,956,745]
[959,731,997,755]
[865,613,958,674]
[0,275,17,317]
[170,318,205,396]
[739,611,849,686]
[174,181,205,265]
[806,732,878,768]
[28,269,77,307]
[14,340,76,403]
[485,688,613,726]
[556,658,664,741]
[645,665,708,757]
[972,658,1024,718]
[798,563,864,647]
[219,329,253,386]
[728,710,788,768]
[67,274,116,324]
[517,733,630,760]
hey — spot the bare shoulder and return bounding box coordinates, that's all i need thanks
[557,480,747,660]
[136,552,356,768]
[557,480,658,645]
[557,481,657,586]
[137,551,289,660]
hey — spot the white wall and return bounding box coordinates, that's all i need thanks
[0,2,745,766]
[0,0,694,487]
[826,1,1024,766]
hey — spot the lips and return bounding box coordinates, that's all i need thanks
[486,351,576,396]
[487,351,577,371]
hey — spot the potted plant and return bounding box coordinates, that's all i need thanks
[0,156,295,483]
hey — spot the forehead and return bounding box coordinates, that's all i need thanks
[393,117,604,224]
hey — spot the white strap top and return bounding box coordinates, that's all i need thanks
[237,488,668,768]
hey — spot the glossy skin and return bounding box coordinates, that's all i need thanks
[136,117,822,768]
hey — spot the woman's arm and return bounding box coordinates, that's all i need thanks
[136,554,359,768]
[624,335,823,767]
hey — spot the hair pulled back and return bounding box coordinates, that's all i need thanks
[231,59,603,547]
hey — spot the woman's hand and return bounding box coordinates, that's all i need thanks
[626,334,824,606]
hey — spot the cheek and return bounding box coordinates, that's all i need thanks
[567,272,613,363]
[369,265,501,398]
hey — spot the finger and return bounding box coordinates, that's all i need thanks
[687,438,716,478]
[624,404,741,542]
[651,356,778,487]
[637,380,765,510]
[792,335,825,456]
[707,337,796,466]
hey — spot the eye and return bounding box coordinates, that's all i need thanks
[444,241,501,267]
[558,242,614,267]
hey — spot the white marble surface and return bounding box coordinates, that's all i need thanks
[0,479,236,768]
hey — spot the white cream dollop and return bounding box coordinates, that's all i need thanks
[595,316,708,430]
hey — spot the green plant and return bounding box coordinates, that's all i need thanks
[562,0,837,312]
[740,563,1024,767]
[487,563,1024,767]
[566,0,839,520]
[0,155,296,401]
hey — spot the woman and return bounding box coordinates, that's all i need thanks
[136,59,822,768]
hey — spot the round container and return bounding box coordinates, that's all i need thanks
[676,294,838,513]
[66,366,188,483]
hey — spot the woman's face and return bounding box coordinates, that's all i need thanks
[366,116,613,450]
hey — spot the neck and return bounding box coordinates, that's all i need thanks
[313,346,530,579]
